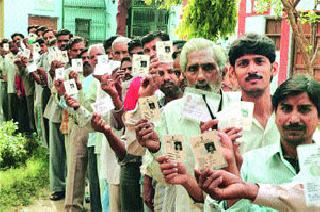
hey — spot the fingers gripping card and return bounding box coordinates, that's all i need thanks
[156,41,173,63]
[138,95,161,122]
[132,54,150,77]
[190,131,227,170]
[164,135,185,162]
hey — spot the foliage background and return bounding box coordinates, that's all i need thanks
[146,0,237,40]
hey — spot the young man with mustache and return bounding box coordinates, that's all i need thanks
[220,75,320,211]
[228,34,280,153]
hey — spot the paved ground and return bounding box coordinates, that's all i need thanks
[18,199,65,212]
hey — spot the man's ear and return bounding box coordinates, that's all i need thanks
[229,65,236,79]
[271,61,279,77]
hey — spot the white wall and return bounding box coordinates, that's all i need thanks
[104,0,118,38]
[4,0,62,38]
[297,0,317,10]
[245,16,266,35]
[167,5,182,40]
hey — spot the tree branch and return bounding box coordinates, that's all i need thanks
[311,44,319,65]
[292,0,301,8]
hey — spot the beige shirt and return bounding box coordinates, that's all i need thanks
[3,53,18,94]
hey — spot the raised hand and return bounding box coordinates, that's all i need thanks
[49,60,63,78]
[69,71,82,90]
[157,155,188,185]
[91,112,111,134]
[138,76,158,98]
[64,94,80,110]
[135,119,160,153]
[195,169,258,201]
[54,79,66,96]
[218,131,240,175]
[94,74,119,98]
[200,119,219,133]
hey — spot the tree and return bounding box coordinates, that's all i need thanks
[256,0,320,76]
[146,0,237,41]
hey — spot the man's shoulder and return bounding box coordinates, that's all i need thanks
[163,97,184,112]
[243,143,278,161]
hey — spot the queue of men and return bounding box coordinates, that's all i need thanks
[0,24,319,212]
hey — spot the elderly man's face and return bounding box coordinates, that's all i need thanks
[89,46,105,68]
[113,42,129,61]
[276,92,319,146]
[185,48,220,92]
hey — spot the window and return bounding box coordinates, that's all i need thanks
[265,19,281,51]
[75,19,90,40]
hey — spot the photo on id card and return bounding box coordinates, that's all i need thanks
[64,78,78,95]
[156,41,173,62]
[190,131,227,170]
[138,95,161,122]
[72,59,83,72]
[60,51,69,63]
[55,67,65,80]
[132,54,150,76]
[164,135,185,162]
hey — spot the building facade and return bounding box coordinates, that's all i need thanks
[237,0,320,83]
[0,0,62,38]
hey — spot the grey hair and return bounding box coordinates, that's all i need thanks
[112,36,132,51]
[180,38,226,73]
[88,43,105,55]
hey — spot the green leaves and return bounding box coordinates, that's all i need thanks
[148,0,237,40]
[176,0,237,40]
[300,10,320,24]
[0,121,38,170]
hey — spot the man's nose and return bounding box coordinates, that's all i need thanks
[289,110,300,124]
[197,68,206,81]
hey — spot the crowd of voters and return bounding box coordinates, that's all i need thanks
[0,24,320,212]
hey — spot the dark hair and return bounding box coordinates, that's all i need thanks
[103,35,119,52]
[27,25,38,33]
[141,30,169,47]
[36,38,45,45]
[0,38,9,47]
[272,75,320,117]
[228,33,276,67]
[11,33,25,40]
[56,28,73,38]
[128,39,142,54]
[43,29,54,37]
[79,48,88,57]
[173,40,186,50]
[35,25,48,35]
[121,56,131,66]
[66,36,85,50]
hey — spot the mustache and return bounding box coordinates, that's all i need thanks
[283,123,306,131]
[245,73,263,82]
[195,81,211,90]
[83,61,91,67]
[124,73,133,80]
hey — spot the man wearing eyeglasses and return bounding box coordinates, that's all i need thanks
[135,38,241,211]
